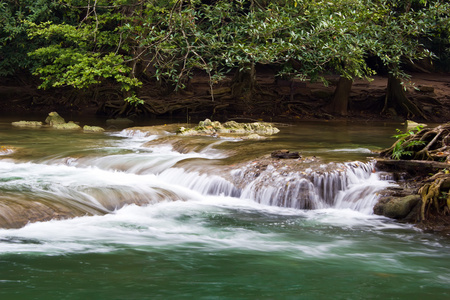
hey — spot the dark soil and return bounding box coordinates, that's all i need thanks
[1,71,450,122]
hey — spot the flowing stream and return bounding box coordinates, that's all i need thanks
[0,119,449,299]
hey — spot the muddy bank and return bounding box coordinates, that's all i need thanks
[1,71,450,123]
[374,122,450,236]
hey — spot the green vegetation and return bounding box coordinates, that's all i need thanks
[1,0,449,115]
[391,125,425,160]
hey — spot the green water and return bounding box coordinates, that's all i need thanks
[0,119,449,299]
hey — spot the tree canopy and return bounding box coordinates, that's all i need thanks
[1,0,449,115]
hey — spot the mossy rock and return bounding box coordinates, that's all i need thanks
[178,119,280,137]
[52,121,82,130]
[83,125,105,133]
[375,195,421,219]
[11,121,43,128]
[45,112,66,126]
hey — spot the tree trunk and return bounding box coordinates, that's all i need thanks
[231,63,257,102]
[325,76,352,116]
[383,74,427,120]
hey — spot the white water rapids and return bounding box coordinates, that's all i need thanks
[1,122,449,300]
[0,127,392,228]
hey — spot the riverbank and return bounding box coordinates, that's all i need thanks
[1,71,450,123]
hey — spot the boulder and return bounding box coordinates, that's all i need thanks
[271,149,301,159]
[11,121,42,128]
[52,121,82,130]
[374,195,421,219]
[242,134,266,140]
[405,120,427,129]
[45,112,66,126]
[178,119,280,137]
[83,125,105,133]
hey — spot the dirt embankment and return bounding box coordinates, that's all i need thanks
[1,71,450,122]
[374,122,450,236]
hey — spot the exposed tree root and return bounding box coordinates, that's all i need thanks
[380,123,450,161]
[380,122,450,221]
[418,172,450,220]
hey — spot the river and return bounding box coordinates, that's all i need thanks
[0,118,449,299]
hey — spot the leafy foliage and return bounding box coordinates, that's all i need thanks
[0,0,64,76]
[1,0,450,107]
[391,125,425,159]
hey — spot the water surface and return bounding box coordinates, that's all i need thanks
[1,119,449,299]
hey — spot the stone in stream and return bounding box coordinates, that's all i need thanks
[177,119,280,138]
[373,195,421,220]
[11,121,43,128]
[45,111,66,126]
[83,125,105,133]
[52,121,82,130]
[271,149,301,159]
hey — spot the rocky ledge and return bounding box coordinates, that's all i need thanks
[177,119,280,139]
[11,111,105,132]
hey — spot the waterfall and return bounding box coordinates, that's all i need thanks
[155,161,391,214]
[230,161,390,213]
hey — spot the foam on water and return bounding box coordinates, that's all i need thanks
[0,194,415,257]
[328,148,373,153]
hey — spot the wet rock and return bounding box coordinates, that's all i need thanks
[11,121,43,128]
[52,121,82,130]
[45,111,66,126]
[178,119,280,137]
[404,120,427,129]
[83,125,105,133]
[123,124,181,137]
[242,134,266,140]
[374,195,421,219]
[271,149,301,159]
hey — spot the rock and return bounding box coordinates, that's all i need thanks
[52,121,82,130]
[271,149,301,159]
[405,120,427,129]
[45,112,66,126]
[242,134,266,140]
[178,119,280,137]
[83,125,105,133]
[11,121,42,128]
[374,195,421,219]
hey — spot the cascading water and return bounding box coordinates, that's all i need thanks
[155,160,391,214]
[233,160,390,213]
[1,121,450,300]
[0,126,394,229]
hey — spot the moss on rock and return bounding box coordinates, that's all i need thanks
[178,119,280,137]
[83,125,105,133]
[45,111,66,126]
[11,121,43,128]
[52,121,82,130]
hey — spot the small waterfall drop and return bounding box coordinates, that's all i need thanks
[230,161,391,213]
[153,160,392,214]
